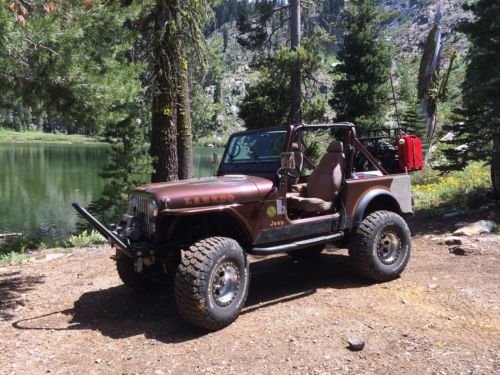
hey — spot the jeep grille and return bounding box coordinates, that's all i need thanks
[134,195,155,237]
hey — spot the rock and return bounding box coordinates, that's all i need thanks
[428,283,439,289]
[454,221,470,228]
[453,220,497,236]
[440,131,455,142]
[444,237,462,246]
[154,370,166,375]
[449,246,480,256]
[347,336,365,351]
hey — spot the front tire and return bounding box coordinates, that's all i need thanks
[348,211,411,282]
[175,237,250,331]
[115,251,167,292]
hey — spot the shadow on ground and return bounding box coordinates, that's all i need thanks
[0,271,44,321]
[13,252,371,343]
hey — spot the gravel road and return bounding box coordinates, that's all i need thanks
[1,219,499,374]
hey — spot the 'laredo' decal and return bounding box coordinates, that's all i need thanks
[184,194,235,206]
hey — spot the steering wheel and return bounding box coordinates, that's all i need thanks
[228,143,241,160]
[277,167,300,179]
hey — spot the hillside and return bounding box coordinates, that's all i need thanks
[205,0,472,138]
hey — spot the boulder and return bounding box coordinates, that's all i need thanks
[347,336,365,351]
[452,220,497,236]
[449,245,481,256]
[444,237,462,246]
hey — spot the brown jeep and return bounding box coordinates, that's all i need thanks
[74,123,413,330]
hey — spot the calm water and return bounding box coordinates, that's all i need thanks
[0,143,222,244]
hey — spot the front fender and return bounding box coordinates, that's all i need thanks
[161,204,252,242]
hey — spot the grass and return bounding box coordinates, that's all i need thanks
[0,128,102,144]
[0,235,45,266]
[0,252,30,266]
[0,230,106,266]
[64,230,107,247]
[411,162,492,216]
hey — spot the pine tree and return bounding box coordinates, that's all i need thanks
[239,47,323,129]
[441,0,500,196]
[400,104,426,139]
[89,106,153,224]
[237,0,316,127]
[329,0,391,132]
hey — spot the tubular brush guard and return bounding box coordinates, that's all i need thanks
[71,202,135,259]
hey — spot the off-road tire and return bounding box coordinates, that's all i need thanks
[348,211,411,282]
[288,244,325,259]
[175,237,250,331]
[115,251,165,292]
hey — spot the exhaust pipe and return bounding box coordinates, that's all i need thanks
[72,202,133,258]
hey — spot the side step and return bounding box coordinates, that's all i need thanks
[250,232,344,255]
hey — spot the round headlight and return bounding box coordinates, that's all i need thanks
[129,194,138,213]
[147,199,158,217]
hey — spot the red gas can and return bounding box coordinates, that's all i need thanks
[396,134,423,172]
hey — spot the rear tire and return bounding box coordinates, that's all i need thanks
[348,211,411,282]
[175,237,250,331]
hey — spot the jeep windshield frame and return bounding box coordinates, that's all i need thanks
[217,126,290,181]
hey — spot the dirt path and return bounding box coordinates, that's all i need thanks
[1,224,499,374]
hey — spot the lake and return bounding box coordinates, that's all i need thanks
[0,143,223,244]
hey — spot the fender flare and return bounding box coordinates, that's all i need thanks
[352,189,401,227]
[161,205,253,244]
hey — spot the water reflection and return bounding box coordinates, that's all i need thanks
[0,143,223,244]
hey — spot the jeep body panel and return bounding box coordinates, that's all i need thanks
[342,174,412,227]
[135,175,274,210]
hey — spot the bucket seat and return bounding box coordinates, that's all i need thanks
[287,141,346,212]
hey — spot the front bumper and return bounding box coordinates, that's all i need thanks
[72,203,138,259]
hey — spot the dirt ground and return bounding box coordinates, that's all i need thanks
[1,216,499,375]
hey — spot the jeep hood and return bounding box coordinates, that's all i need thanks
[134,175,274,209]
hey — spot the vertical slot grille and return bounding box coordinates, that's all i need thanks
[135,195,152,237]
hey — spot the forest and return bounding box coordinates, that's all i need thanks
[1,2,500,372]
[0,0,499,220]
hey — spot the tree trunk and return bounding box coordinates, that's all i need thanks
[492,132,500,198]
[150,0,179,183]
[177,56,193,180]
[289,0,301,125]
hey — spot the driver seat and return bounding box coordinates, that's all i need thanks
[287,141,346,212]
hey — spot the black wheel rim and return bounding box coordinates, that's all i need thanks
[377,228,402,265]
[212,261,240,307]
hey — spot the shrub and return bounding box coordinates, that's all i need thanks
[0,235,44,255]
[65,230,107,248]
[0,235,45,266]
[412,162,491,213]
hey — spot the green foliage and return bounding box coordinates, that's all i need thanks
[412,162,491,214]
[0,128,99,144]
[400,104,426,139]
[441,0,500,170]
[64,230,106,248]
[239,47,326,129]
[0,1,146,134]
[88,110,152,224]
[397,58,418,106]
[329,0,392,131]
[0,235,44,256]
[0,252,30,266]
[191,84,225,140]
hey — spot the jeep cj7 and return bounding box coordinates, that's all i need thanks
[73,123,419,330]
